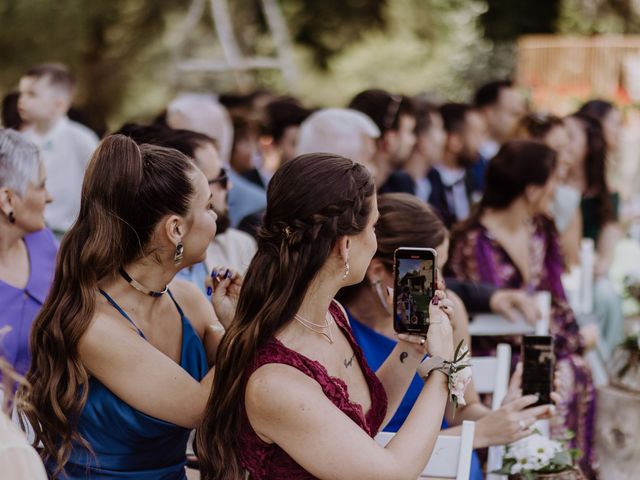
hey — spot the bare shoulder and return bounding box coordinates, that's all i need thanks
[168,278,217,336]
[245,363,322,418]
[168,277,206,303]
[78,302,142,364]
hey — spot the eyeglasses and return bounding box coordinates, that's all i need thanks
[208,167,229,190]
[383,94,403,132]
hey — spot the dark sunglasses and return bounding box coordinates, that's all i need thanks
[208,167,229,190]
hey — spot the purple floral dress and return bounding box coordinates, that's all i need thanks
[445,216,596,478]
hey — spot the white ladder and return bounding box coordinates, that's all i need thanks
[171,0,297,91]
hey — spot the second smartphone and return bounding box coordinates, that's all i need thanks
[393,247,437,335]
[521,335,555,407]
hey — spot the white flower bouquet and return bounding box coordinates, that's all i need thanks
[494,433,582,480]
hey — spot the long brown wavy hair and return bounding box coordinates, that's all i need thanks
[195,153,375,479]
[568,112,614,230]
[18,134,196,476]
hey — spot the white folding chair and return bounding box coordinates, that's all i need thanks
[375,421,475,479]
[468,313,534,337]
[468,290,552,338]
[470,343,511,480]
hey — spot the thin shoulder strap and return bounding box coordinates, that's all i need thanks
[331,299,351,327]
[98,289,146,338]
[166,289,187,320]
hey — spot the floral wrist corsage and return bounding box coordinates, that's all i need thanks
[417,340,472,418]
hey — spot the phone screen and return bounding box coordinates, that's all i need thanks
[521,335,554,407]
[393,248,436,335]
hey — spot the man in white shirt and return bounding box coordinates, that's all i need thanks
[18,63,98,235]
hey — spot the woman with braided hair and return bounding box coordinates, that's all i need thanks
[197,153,457,480]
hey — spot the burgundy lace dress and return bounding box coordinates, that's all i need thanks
[238,300,388,479]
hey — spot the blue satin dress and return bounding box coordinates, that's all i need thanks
[51,290,208,479]
[348,310,484,480]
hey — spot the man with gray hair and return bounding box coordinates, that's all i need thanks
[163,93,266,227]
[295,108,380,181]
[237,108,381,238]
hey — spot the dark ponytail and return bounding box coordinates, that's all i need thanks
[20,135,196,475]
[196,153,375,479]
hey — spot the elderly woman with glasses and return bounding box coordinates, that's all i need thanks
[0,129,55,377]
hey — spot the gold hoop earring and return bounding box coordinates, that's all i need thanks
[174,242,184,265]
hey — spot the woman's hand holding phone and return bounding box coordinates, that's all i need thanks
[427,290,454,361]
[397,289,454,361]
[474,394,555,447]
[397,290,454,361]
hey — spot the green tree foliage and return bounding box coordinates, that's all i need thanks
[0,0,187,129]
[3,0,638,127]
[282,0,387,69]
[558,0,640,34]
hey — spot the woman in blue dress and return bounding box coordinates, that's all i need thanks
[19,135,238,479]
[339,193,557,480]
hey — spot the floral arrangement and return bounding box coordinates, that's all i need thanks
[494,433,581,479]
[443,340,471,417]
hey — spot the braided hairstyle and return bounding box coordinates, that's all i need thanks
[196,153,375,479]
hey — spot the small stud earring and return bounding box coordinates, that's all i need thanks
[342,260,350,280]
[174,242,184,265]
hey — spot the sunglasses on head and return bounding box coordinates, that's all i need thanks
[208,167,229,190]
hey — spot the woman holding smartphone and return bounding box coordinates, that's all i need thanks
[446,140,596,477]
[339,193,558,480]
[197,154,457,480]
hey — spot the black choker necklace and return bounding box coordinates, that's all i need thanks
[118,267,168,297]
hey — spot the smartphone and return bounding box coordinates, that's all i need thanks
[521,335,555,407]
[392,247,437,335]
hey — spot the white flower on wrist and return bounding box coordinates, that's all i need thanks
[445,340,472,417]
[450,367,472,406]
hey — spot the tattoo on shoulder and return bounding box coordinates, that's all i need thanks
[344,353,355,368]
[400,352,408,363]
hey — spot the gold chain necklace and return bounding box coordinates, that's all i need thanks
[294,311,334,344]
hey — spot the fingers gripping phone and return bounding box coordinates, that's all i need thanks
[521,335,555,407]
[393,248,437,335]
